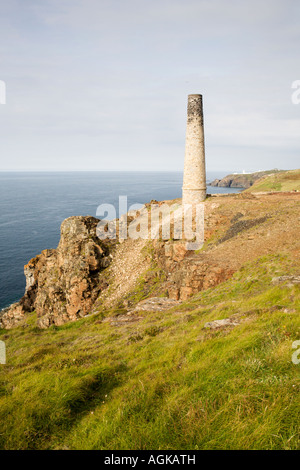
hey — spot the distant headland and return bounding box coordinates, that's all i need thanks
[209,169,284,189]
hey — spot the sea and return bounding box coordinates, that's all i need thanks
[0,171,241,310]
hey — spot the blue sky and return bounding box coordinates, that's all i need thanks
[0,0,299,172]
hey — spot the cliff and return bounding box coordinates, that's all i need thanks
[1,189,300,330]
[209,169,283,188]
[0,216,113,329]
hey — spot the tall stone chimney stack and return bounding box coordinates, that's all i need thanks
[182,94,207,204]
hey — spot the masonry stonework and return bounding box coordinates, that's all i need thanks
[182,94,207,204]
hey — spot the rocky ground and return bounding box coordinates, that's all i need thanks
[1,188,299,329]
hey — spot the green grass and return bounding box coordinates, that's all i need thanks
[246,169,300,192]
[0,253,299,450]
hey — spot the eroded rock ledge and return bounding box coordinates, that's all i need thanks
[0,216,112,329]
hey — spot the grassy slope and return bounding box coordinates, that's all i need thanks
[0,254,299,450]
[246,169,300,192]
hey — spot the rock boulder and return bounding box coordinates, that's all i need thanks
[0,216,111,329]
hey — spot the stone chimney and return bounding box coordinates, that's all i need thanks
[182,94,207,204]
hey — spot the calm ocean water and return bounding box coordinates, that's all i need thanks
[0,171,241,310]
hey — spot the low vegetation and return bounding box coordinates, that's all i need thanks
[0,253,299,450]
[246,169,300,192]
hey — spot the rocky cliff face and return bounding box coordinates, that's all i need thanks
[0,202,237,329]
[0,216,112,329]
[2,189,298,330]
[152,240,234,301]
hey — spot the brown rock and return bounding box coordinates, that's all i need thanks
[180,287,194,300]
[172,243,188,261]
[0,216,111,329]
